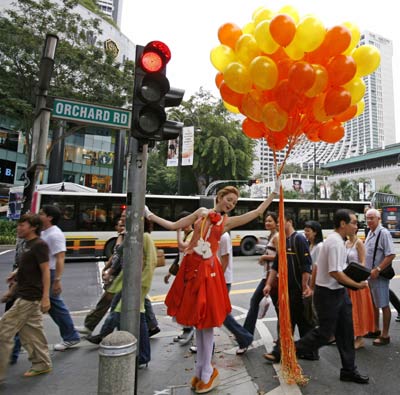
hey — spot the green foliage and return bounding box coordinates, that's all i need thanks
[330,179,359,201]
[378,184,394,194]
[0,0,133,139]
[0,221,17,244]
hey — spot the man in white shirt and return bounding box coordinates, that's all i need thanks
[39,205,80,351]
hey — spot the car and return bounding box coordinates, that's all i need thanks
[255,236,268,255]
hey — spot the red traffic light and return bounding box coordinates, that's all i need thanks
[140,41,171,73]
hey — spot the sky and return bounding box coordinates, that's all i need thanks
[121,0,399,142]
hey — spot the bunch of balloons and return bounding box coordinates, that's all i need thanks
[211,5,381,151]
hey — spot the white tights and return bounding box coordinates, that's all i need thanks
[195,328,214,382]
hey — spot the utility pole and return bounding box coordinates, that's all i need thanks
[22,33,59,214]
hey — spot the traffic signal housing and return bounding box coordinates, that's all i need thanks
[131,41,185,141]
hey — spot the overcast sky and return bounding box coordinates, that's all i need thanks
[121,0,399,142]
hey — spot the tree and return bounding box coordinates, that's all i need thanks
[0,0,134,153]
[330,179,358,201]
[171,89,256,194]
[378,184,394,194]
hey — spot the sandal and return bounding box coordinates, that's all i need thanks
[263,353,279,363]
[373,336,390,346]
[23,367,52,377]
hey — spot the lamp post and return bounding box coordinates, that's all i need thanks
[171,115,201,195]
[22,33,59,214]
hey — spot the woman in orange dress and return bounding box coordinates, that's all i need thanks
[346,223,375,349]
[145,183,278,394]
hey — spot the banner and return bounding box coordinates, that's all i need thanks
[166,126,194,167]
[181,126,194,166]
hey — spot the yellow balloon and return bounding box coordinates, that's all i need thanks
[352,45,381,76]
[313,94,332,122]
[223,101,240,114]
[254,20,279,54]
[262,102,288,132]
[355,99,365,117]
[242,21,255,35]
[343,22,361,55]
[210,45,235,72]
[343,77,366,105]
[278,5,300,24]
[284,38,304,60]
[305,65,328,98]
[235,34,260,65]
[249,56,278,90]
[253,7,275,26]
[223,62,252,94]
[296,15,326,52]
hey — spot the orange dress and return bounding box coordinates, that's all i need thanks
[165,214,231,329]
[349,287,375,337]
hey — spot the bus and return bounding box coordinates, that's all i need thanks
[30,189,370,259]
[382,205,400,238]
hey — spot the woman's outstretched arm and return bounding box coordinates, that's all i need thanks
[145,206,208,230]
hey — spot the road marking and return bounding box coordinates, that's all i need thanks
[0,250,13,255]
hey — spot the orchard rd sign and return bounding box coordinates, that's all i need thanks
[52,98,131,129]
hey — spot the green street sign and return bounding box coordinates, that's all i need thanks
[52,98,131,129]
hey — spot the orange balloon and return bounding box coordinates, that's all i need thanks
[318,120,345,143]
[324,87,351,116]
[215,72,224,89]
[240,90,264,122]
[219,82,243,108]
[333,104,357,122]
[326,55,357,86]
[274,79,299,112]
[277,58,294,80]
[323,25,352,56]
[288,61,316,94]
[218,23,243,49]
[266,130,288,150]
[242,118,267,138]
[305,64,328,98]
[312,93,332,122]
[269,14,296,47]
[305,127,321,142]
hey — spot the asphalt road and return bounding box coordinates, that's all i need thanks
[1,243,400,394]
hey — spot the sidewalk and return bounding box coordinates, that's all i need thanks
[0,308,274,395]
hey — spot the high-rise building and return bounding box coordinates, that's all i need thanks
[279,31,395,170]
[97,0,123,26]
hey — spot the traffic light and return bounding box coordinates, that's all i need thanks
[131,41,185,141]
[247,179,260,186]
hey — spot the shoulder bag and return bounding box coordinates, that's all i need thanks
[373,231,395,280]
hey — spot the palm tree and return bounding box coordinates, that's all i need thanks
[330,179,358,201]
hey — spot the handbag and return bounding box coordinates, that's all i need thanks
[156,249,166,267]
[341,262,371,290]
[372,231,395,280]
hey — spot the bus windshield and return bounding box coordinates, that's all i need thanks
[382,206,400,237]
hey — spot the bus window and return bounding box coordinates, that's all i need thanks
[297,209,311,229]
[58,205,76,232]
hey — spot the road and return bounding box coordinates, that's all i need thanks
[1,243,400,394]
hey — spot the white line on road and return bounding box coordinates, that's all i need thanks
[0,250,13,255]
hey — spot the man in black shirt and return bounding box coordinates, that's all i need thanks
[0,214,52,384]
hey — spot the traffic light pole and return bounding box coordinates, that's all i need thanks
[121,137,148,393]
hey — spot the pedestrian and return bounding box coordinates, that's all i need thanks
[145,181,278,394]
[363,208,396,345]
[303,220,323,290]
[265,209,369,384]
[164,211,195,345]
[345,222,375,349]
[221,232,253,355]
[263,212,317,362]
[0,214,52,383]
[243,212,279,340]
[39,205,80,351]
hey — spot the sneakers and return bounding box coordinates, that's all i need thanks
[189,346,197,353]
[75,326,92,335]
[174,327,194,345]
[54,339,80,351]
[23,367,52,377]
[195,368,219,393]
[85,334,103,345]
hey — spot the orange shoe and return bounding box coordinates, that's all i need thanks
[195,368,219,393]
[23,367,52,377]
[191,376,200,389]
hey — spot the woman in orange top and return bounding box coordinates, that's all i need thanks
[145,182,278,394]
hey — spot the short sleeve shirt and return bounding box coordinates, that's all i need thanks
[40,225,66,270]
[315,232,346,290]
[16,238,49,300]
[219,232,233,284]
[365,225,396,270]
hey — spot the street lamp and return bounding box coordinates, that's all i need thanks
[169,115,201,195]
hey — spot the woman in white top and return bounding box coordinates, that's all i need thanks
[304,221,323,291]
[243,212,279,337]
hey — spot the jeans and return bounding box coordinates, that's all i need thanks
[84,290,114,331]
[243,279,266,335]
[49,270,80,342]
[144,297,158,330]
[223,284,253,348]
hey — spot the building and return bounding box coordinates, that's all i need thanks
[0,0,135,196]
[97,0,123,26]
[324,142,400,196]
[284,31,396,170]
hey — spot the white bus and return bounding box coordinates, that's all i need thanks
[29,189,369,259]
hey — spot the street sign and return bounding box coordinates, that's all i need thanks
[52,98,131,129]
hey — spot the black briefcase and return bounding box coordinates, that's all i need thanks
[340,262,371,290]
